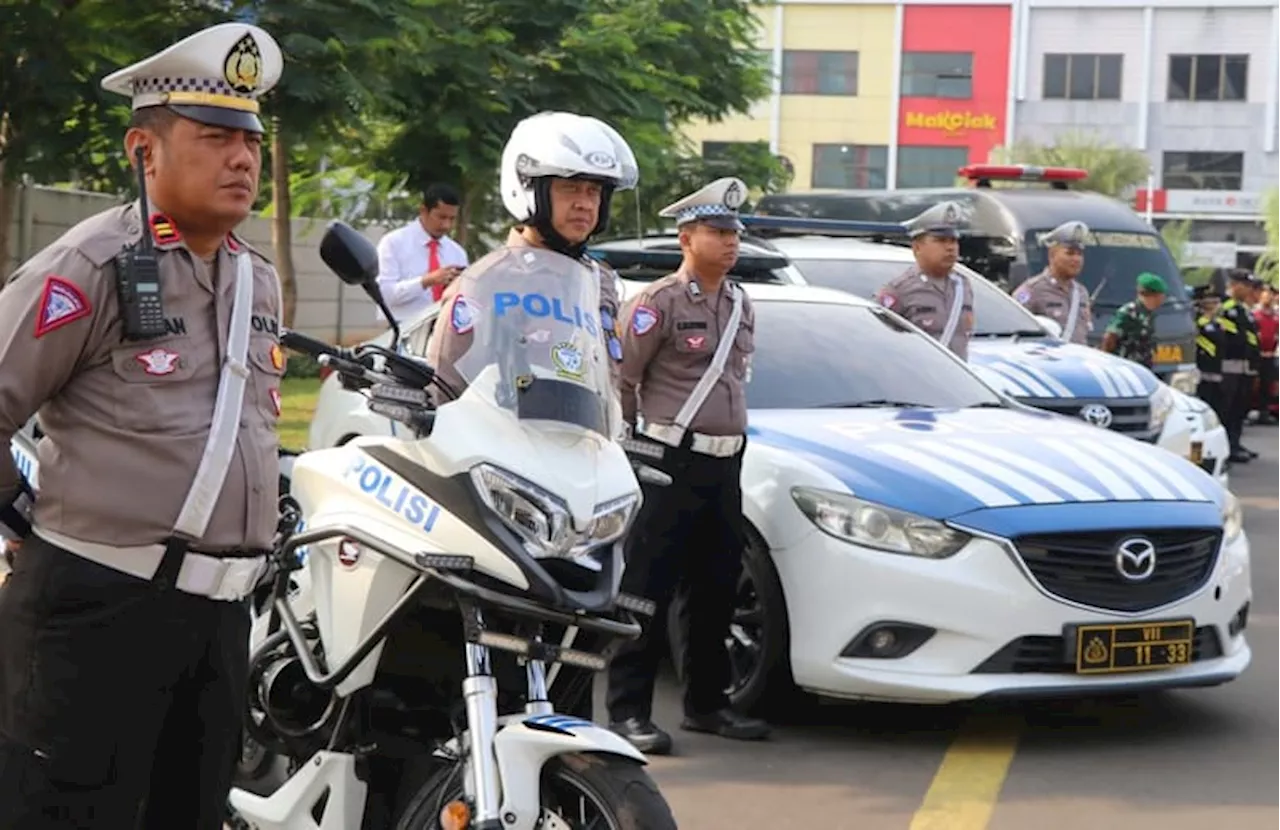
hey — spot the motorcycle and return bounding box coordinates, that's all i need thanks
[227,222,677,830]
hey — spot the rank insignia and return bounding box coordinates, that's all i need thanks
[149,213,182,246]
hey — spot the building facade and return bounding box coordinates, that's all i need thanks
[683,0,1278,257]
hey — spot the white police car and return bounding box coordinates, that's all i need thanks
[305,280,1251,711]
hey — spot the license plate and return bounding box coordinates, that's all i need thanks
[1155,343,1184,364]
[1189,441,1203,464]
[1067,618,1195,674]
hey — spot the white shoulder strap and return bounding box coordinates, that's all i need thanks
[672,284,744,432]
[939,272,966,348]
[172,251,255,540]
[1063,280,1083,340]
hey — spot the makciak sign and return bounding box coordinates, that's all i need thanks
[903,110,999,134]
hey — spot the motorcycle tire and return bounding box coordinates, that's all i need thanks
[393,752,676,830]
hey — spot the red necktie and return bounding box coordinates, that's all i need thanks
[427,238,443,301]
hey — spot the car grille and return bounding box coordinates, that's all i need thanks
[972,626,1223,673]
[1018,396,1153,439]
[1010,529,1222,612]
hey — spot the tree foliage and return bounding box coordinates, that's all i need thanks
[1255,186,1279,287]
[985,131,1153,199]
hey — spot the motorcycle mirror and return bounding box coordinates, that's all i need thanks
[320,220,401,343]
[320,221,378,288]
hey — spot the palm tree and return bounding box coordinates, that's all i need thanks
[980,131,1152,200]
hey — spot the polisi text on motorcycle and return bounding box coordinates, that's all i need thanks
[344,455,442,532]
[494,291,599,337]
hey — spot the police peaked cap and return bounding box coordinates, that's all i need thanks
[101,23,284,134]
[659,177,748,231]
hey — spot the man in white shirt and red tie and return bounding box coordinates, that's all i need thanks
[375,182,470,322]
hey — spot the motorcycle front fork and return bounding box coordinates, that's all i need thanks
[462,612,555,826]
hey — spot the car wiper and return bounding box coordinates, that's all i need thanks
[972,329,1049,339]
[816,399,939,409]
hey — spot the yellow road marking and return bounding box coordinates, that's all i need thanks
[908,714,1022,830]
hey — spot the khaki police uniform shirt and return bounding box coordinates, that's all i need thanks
[0,203,283,552]
[1014,270,1092,344]
[875,265,973,360]
[618,269,755,437]
[424,228,623,398]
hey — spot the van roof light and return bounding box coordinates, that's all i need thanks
[958,164,1089,190]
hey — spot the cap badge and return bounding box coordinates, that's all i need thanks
[224,33,263,93]
[723,180,745,209]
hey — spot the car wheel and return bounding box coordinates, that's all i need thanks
[665,526,800,718]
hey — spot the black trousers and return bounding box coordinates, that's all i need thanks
[1222,373,1252,452]
[1259,356,1277,417]
[1197,380,1226,425]
[0,536,250,829]
[606,443,745,722]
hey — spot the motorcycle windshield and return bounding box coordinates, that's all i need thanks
[451,248,618,440]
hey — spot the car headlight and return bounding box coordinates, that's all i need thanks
[791,486,971,559]
[1168,368,1200,395]
[470,463,639,560]
[1222,491,1243,544]
[1149,383,1175,433]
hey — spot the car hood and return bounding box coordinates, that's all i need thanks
[967,338,1158,400]
[746,407,1220,521]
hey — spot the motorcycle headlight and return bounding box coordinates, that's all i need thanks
[470,463,639,561]
[1149,383,1175,434]
[791,486,971,559]
[1222,491,1243,544]
[1168,368,1200,395]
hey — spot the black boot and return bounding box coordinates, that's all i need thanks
[680,708,771,741]
[609,717,673,755]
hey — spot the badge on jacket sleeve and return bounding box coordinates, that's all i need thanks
[451,297,475,334]
[34,276,92,338]
[632,306,659,336]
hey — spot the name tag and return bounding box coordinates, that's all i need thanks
[676,320,708,331]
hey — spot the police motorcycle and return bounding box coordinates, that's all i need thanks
[227,221,676,830]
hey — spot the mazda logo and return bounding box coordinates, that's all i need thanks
[1115,537,1157,582]
[1080,403,1113,429]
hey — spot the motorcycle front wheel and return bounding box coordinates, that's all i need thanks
[394,752,677,830]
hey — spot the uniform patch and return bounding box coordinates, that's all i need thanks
[1014,288,1032,304]
[551,341,585,379]
[269,387,282,417]
[878,293,896,310]
[632,305,659,336]
[149,213,182,246]
[270,343,285,371]
[34,276,92,338]
[451,297,475,334]
[135,348,180,376]
[684,335,707,350]
[607,335,623,361]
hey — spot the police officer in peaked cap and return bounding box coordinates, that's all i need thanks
[0,23,285,827]
[1013,220,1095,344]
[606,177,770,755]
[875,201,976,359]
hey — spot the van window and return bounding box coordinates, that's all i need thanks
[1021,229,1188,307]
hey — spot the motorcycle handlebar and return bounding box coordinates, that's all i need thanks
[281,330,352,362]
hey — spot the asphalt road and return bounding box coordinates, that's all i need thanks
[630,425,1279,830]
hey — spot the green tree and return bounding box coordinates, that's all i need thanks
[373,0,772,246]
[0,1,224,265]
[984,131,1152,199]
[1159,218,1214,285]
[233,0,426,326]
[1255,186,1279,287]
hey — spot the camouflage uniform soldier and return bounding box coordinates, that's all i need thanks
[1101,272,1167,368]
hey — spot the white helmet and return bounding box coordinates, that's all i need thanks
[499,111,639,236]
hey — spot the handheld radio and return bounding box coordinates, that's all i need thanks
[115,145,167,341]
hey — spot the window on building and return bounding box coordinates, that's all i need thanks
[812,144,888,189]
[901,52,973,99]
[1042,54,1123,100]
[1168,55,1248,101]
[782,50,859,95]
[1161,152,1244,190]
[896,146,969,188]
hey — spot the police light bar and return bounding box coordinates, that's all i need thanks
[958,164,1089,190]
[739,214,909,237]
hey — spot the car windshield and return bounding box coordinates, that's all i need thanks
[449,247,618,439]
[1023,229,1189,307]
[746,300,1005,410]
[790,257,1047,337]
